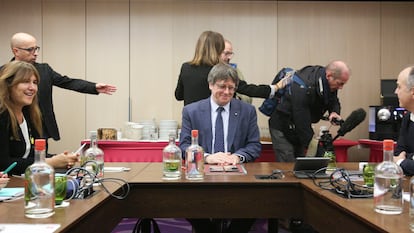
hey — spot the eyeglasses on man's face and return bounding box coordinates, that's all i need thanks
[222,51,234,57]
[17,46,40,53]
[215,83,237,92]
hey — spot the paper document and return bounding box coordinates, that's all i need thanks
[403,192,410,202]
[0,224,60,233]
[0,188,24,201]
[103,167,131,172]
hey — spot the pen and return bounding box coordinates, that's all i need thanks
[74,143,86,155]
[3,162,17,174]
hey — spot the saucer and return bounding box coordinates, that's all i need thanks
[55,201,70,208]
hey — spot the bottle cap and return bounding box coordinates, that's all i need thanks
[89,131,97,139]
[35,139,46,151]
[383,139,394,151]
[191,130,198,137]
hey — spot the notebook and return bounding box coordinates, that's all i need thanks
[0,187,24,201]
[293,157,330,179]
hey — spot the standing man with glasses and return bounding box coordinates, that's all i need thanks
[221,39,252,104]
[180,63,260,233]
[5,32,117,142]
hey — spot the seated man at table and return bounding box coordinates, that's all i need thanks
[393,66,414,175]
[179,63,261,233]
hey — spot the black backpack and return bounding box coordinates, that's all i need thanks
[259,67,309,116]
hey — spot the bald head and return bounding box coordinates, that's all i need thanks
[326,60,351,77]
[325,60,350,91]
[10,32,39,64]
[400,66,414,90]
[395,66,414,111]
[11,33,36,48]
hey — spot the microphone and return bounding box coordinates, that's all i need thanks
[333,108,366,141]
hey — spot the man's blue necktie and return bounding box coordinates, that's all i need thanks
[214,107,225,153]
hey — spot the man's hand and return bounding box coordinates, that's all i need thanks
[96,83,117,95]
[205,152,240,165]
[329,112,342,126]
[393,151,406,164]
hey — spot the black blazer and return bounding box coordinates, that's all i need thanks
[175,62,271,106]
[33,62,98,140]
[397,113,414,176]
[175,63,212,106]
[0,108,41,175]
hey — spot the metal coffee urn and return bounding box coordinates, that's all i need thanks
[368,79,407,141]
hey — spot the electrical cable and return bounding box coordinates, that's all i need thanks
[65,161,130,200]
[255,169,286,179]
[96,177,130,200]
[312,167,373,199]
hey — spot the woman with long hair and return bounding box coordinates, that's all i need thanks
[0,61,78,175]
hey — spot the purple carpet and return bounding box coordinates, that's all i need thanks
[111,218,192,233]
[111,218,291,233]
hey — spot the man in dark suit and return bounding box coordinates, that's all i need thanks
[393,66,414,175]
[180,63,261,164]
[179,63,261,233]
[7,32,117,141]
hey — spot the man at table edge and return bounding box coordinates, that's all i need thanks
[393,66,414,176]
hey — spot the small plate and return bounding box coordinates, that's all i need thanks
[55,201,70,208]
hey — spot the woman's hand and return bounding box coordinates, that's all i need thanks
[0,172,8,178]
[46,152,79,169]
[275,71,294,90]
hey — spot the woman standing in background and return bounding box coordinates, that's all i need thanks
[175,30,288,106]
[175,30,225,106]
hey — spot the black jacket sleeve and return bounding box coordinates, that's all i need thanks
[37,63,98,94]
[236,80,271,99]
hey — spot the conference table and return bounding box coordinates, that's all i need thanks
[0,162,410,233]
[0,163,148,232]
